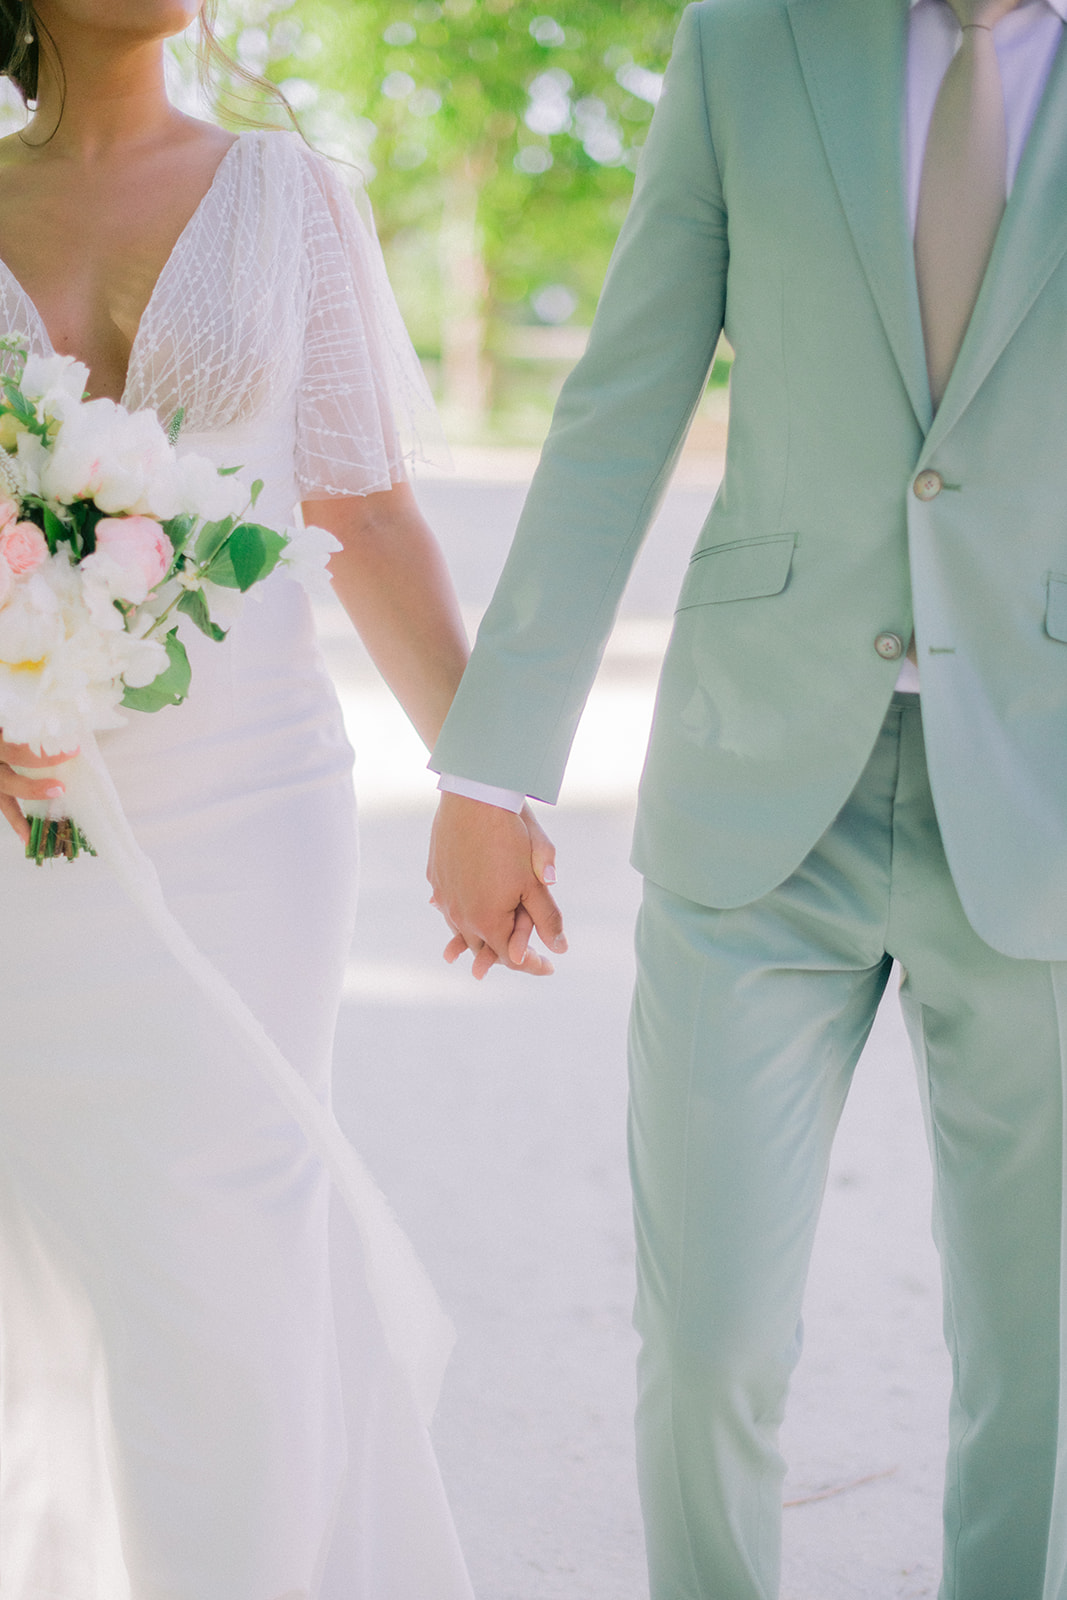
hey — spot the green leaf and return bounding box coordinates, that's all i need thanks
[193,516,234,564]
[42,505,70,554]
[177,586,227,642]
[68,500,107,556]
[217,464,242,476]
[1,378,34,424]
[250,478,264,507]
[206,522,287,592]
[162,512,197,557]
[121,628,191,713]
[166,405,186,445]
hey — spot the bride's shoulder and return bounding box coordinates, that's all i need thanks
[242,130,366,198]
[230,131,377,261]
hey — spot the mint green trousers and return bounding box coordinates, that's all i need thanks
[629,695,1067,1600]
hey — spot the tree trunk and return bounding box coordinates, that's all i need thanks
[439,157,492,436]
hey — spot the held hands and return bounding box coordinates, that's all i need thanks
[427,791,567,978]
[0,735,77,844]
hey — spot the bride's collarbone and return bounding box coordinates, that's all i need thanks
[0,128,238,398]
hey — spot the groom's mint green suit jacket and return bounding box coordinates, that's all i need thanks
[431,0,1067,963]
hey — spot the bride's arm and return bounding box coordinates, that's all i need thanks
[304,480,559,975]
[0,739,77,842]
[302,479,467,751]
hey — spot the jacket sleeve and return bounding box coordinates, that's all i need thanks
[430,1,729,801]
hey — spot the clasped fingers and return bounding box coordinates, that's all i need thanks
[428,791,567,978]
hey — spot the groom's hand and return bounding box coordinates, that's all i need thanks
[428,792,566,978]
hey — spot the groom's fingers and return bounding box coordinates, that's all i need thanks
[524,881,567,958]
[522,802,557,888]
[507,891,564,974]
[506,904,555,976]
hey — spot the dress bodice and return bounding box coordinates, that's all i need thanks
[0,130,440,506]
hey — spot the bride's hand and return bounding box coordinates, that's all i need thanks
[0,737,77,844]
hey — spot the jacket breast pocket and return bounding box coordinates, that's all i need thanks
[1046,574,1067,642]
[675,532,797,611]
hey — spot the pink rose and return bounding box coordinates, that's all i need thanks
[0,554,11,606]
[94,516,174,594]
[0,520,48,576]
[0,496,18,535]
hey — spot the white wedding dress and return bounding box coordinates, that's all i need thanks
[0,131,474,1600]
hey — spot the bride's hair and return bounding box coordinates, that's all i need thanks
[0,0,38,99]
[0,2,298,130]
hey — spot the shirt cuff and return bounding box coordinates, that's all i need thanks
[437,773,526,813]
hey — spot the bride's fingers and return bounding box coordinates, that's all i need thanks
[0,792,30,844]
[0,741,77,768]
[0,764,66,803]
[470,942,500,980]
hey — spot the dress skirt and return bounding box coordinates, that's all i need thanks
[0,570,473,1600]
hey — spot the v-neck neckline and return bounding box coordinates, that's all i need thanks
[0,130,247,407]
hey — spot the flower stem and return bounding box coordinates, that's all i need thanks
[25,814,96,865]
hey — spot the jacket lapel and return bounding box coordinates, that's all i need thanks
[923,26,1067,458]
[787,0,930,433]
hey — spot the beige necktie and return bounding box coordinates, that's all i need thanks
[914,0,1021,407]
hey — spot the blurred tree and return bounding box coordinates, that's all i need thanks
[205,0,685,433]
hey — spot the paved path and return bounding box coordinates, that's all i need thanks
[318,470,951,1600]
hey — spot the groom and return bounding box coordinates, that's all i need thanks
[428,1,1067,1595]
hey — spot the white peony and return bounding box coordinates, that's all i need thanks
[0,566,66,668]
[130,574,183,631]
[175,452,249,522]
[79,554,137,630]
[20,350,90,422]
[41,400,182,519]
[279,522,341,599]
[0,555,127,753]
[198,578,246,630]
[118,633,169,689]
[0,550,180,753]
[13,429,48,497]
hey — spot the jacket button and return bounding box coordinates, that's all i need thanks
[913,469,943,501]
[874,632,904,660]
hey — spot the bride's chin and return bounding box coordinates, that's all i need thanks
[32,0,205,42]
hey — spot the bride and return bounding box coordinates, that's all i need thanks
[0,1,553,1595]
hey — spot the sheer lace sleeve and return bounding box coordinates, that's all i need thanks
[293,139,447,499]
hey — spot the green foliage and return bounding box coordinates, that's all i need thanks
[177,587,228,642]
[194,515,235,565]
[162,511,198,557]
[41,504,68,555]
[211,1,683,342]
[67,500,107,556]
[205,523,288,591]
[121,628,192,713]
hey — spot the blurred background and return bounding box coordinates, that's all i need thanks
[0,7,951,1594]
[2,0,729,451]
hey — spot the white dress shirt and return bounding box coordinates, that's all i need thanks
[440,0,1067,808]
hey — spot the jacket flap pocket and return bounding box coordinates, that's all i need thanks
[676,533,797,611]
[1047,574,1067,642]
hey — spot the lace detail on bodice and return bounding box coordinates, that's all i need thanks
[0,131,444,499]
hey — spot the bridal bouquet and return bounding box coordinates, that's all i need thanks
[0,337,338,862]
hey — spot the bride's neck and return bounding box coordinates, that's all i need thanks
[23,33,178,158]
